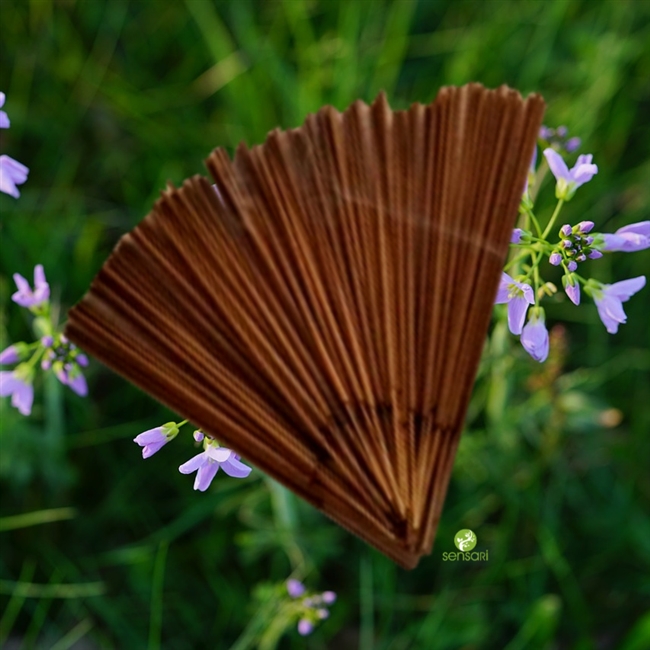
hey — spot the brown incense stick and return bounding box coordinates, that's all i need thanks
[65,83,544,569]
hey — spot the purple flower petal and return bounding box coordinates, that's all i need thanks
[565,137,580,153]
[565,282,580,306]
[0,155,30,198]
[179,451,208,475]
[287,579,306,598]
[607,276,646,301]
[508,295,531,335]
[0,345,20,365]
[511,228,524,244]
[221,455,252,478]
[544,149,570,182]
[521,315,549,362]
[494,273,513,304]
[321,591,337,604]
[205,445,232,463]
[595,295,627,334]
[194,461,219,491]
[616,221,650,237]
[297,619,314,636]
[67,372,87,397]
[11,265,49,308]
[549,252,562,266]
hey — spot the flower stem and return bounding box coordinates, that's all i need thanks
[541,199,565,240]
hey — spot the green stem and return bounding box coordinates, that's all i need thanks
[541,199,565,240]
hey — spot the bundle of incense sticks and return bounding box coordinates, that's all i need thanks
[65,83,544,569]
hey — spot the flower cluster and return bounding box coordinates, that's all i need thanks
[497,128,647,362]
[0,91,29,198]
[1,265,89,415]
[539,124,581,154]
[286,579,337,636]
[134,422,252,491]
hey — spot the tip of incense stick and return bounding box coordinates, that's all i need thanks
[65,83,545,569]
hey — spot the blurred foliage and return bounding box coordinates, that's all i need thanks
[1,0,649,648]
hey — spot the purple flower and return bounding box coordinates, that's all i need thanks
[41,336,54,348]
[76,353,89,367]
[193,430,204,442]
[321,591,337,604]
[0,370,34,416]
[494,272,535,335]
[179,443,251,491]
[539,126,553,140]
[12,265,50,308]
[0,92,9,129]
[316,609,329,619]
[549,252,562,266]
[564,278,580,306]
[588,250,603,260]
[567,260,578,272]
[577,221,594,234]
[287,579,306,598]
[54,364,88,397]
[560,224,572,237]
[521,310,549,363]
[511,228,525,244]
[544,149,598,200]
[0,345,21,365]
[600,221,650,253]
[556,126,568,138]
[0,155,29,198]
[565,137,581,153]
[134,422,179,458]
[593,276,646,334]
[297,619,314,636]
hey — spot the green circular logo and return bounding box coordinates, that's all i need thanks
[454,529,477,551]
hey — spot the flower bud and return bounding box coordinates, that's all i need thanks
[577,220,594,233]
[588,250,603,259]
[567,260,578,272]
[549,252,562,266]
[560,224,573,237]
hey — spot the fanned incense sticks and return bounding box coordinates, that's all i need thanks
[65,83,544,569]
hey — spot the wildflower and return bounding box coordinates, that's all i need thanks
[599,221,650,253]
[590,276,646,334]
[0,343,27,365]
[539,126,553,140]
[0,155,29,199]
[588,250,603,260]
[321,591,337,604]
[297,620,314,636]
[54,363,88,397]
[511,228,525,244]
[494,272,535,335]
[287,579,306,598]
[565,137,581,153]
[560,224,572,237]
[521,309,549,362]
[563,275,580,306]
[0,92,9,128]
[134,422,180,459]
[567,260,578,272]
[544,149,598,200]
[576,220,594,234]
[179,440,251,491]
[549,252,562,266]
[12,264,49,308]
[0,370,34,416]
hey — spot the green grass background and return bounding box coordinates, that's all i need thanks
[1,0,649,648]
